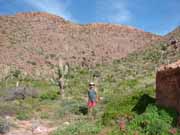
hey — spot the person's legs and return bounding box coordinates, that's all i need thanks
[88,107,92,114]
[88,101,93,119]
[92,102,96,120]
[88,101,97,120]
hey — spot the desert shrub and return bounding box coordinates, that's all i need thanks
[40,112,50,119]
[57,100,81,118]
[11,69,21,78]
[49,53,56,58]
[39,90,59,101]
[160,43,168,51]
[4,87,39,101]
[16,111,31,120]
[0,102,19,116]
[102,81,155,126]
[102,91,144,125]
[27,60,37,65]
[102,95,135,125]
[53,121,102,135]
[0,117,10,134]
[126,104,178,135]
[144,120,168,135]
[92,70,101,78]
[79,68,89,75]
[119,79,139,89]
[29,80,57,91]
[108,104,178,135]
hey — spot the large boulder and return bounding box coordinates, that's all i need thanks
[156,60,180,112]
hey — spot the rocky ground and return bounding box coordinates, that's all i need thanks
[3,117,57,135]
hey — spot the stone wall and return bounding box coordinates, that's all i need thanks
[156,60,180,112]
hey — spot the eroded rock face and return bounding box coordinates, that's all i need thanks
[156,60,180,112]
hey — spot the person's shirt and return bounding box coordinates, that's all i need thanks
[88,88,96,102]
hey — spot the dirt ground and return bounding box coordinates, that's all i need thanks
[2,117,57,135]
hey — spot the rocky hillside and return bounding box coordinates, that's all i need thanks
[0,12,162,78]
[165,26,180,40]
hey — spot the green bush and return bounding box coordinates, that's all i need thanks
[126,104,178,135]
[102,94,136,125]
[102,91,150,125]
[53,121,102,135]
[40,90,59,101]
[11,69,21,78]
[16,111,30,120]
[108,104,178,135]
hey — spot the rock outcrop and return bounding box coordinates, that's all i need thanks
[165,26,180,49]
[156,60,180,112]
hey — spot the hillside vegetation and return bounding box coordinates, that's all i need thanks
[0,12,180,134]
[0,33,180,134]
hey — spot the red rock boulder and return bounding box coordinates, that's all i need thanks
[156,60,180,112]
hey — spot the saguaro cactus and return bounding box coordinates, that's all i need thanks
[57,59,68,98]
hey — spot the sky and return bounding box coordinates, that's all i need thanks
[0,0,180,35]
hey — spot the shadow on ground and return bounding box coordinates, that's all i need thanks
[79,105,88,115]
[132,94,155,114]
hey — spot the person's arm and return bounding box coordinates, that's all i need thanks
[95,88,99,102]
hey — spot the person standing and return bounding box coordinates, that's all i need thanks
[87,82,97,118]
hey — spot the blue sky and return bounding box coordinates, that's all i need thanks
[0,0,179,35]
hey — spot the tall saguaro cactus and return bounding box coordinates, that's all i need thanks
[57,59,68,98]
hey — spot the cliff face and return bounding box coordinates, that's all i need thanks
[156,60,180,112]
[0,12,162,78]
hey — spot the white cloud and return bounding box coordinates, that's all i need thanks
[96,0,132,24]
[25,0,74,21]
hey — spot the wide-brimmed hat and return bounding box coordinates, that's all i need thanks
[89,82,95,86]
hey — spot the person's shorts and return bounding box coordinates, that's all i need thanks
[87,101,96,108]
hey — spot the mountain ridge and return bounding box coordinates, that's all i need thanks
[0,12,163,79]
